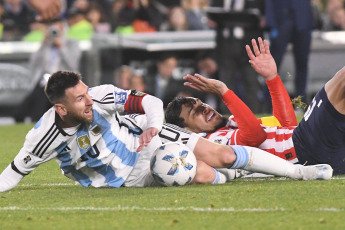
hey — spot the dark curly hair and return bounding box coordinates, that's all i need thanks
[165,96,197,127]
[45,71,82,104]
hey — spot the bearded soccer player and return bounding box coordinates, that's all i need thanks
[166,37,345,176]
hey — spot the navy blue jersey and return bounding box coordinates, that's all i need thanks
[293,87,345,175]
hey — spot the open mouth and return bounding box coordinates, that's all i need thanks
[207,111,215,122]
[85,108,93,116]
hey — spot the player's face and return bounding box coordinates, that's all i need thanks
[63,81,94,124]
[180,97,224,133]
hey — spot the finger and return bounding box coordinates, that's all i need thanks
[264,40,271,55]
[136,145,143,152]
[185,75,203,85]
[184,82,200,91]
[184,74,200,84]
[183,74,193,80]
[251,38,260,57]
[194,73,207,82]
[246,44,255,60]
[139,135,144,146]
[258,37,265,54]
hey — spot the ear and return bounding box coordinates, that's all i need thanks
[55,103,67,116]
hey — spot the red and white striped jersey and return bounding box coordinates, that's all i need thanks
[206,116,298,163]
[206,75,298,163]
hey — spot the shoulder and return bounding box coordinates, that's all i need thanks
[89,84,129,102]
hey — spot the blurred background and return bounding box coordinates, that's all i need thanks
[0,0,345,124]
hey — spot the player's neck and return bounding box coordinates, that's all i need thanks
[58,115,81,128]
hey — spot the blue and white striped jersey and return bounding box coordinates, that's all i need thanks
[10,84,200,189]
[12,85,152,188]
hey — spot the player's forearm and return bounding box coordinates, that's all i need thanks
[266,75,297,126]
[222,90,267,146]
[141,95,164,131]
[0,164,24,192]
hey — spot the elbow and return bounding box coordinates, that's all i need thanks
[238,131,267,147]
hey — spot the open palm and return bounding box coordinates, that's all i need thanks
[246,37,278,81]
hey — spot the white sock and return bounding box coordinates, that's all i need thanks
[217,168,249,181]
[211,168,227,184]
[230,145,302,179]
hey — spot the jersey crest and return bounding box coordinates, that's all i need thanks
[78,135,91,150]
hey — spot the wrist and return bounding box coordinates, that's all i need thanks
[265,73,279,82]
[218,87,228,97]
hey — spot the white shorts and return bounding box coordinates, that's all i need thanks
[123,135,161,187]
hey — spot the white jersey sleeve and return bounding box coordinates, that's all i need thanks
[90,85,164,132]
[0,108,75,192]
[141,95,163,131]
[89,84,132,114]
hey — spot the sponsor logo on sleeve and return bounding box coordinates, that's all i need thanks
[115,92,127,105]
[23,155,32,164]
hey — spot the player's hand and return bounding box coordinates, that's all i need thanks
[28,0,62,21]
[136,127,159,152]
[246,37,278,81]
[183,73,228,97]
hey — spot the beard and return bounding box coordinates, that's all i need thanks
[65,109,93,125]
[202,116,228,134]
[213,116,228,131]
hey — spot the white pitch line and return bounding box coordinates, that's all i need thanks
[0,206,344,212]
[18,183,77,187]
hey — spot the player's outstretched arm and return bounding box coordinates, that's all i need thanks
[246,37,278,81]
[247,37,297,126]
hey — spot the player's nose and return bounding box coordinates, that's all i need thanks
[86,94,93,105]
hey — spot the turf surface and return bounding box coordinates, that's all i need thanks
[1,123,344,230]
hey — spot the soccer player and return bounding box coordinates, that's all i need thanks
[0,70,332,192]
[165,37,345,176]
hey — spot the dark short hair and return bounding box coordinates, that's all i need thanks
[45,71,82,104]
[165,96,196,128]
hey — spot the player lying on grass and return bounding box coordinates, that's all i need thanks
[0,71,332,192]
[166,37,345,176]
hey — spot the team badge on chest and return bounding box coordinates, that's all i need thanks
[78,135,91,150]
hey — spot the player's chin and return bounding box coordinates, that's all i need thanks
[83,111,94,123]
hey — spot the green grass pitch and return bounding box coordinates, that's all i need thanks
[1,123,345,230]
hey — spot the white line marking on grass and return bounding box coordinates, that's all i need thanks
[18,183,77,187]
[0,206,344,212]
